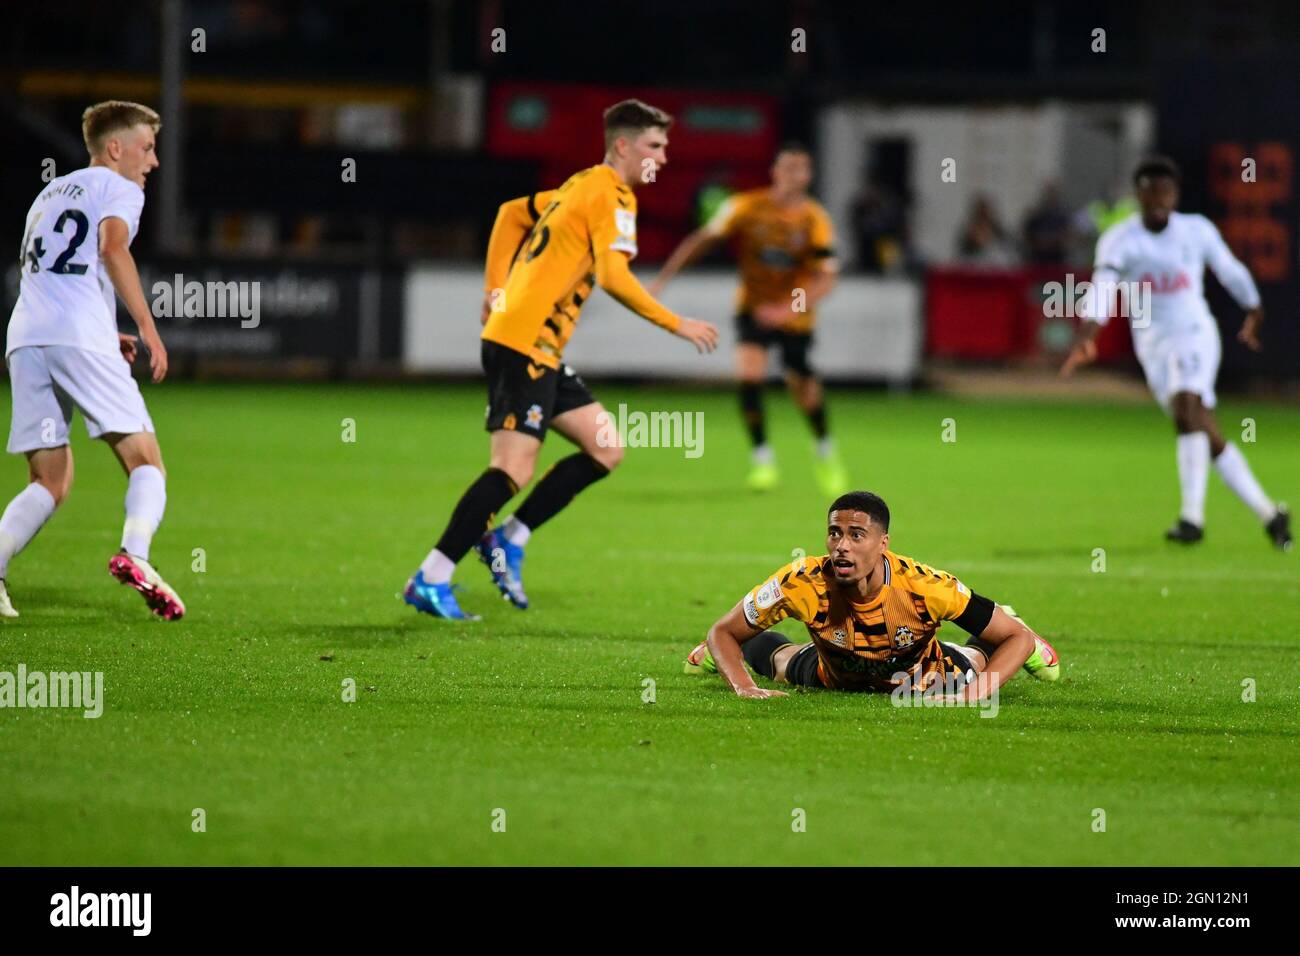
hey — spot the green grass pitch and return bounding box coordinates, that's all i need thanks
[0,380,1296,865]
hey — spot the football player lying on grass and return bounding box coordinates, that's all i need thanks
[686,490,1060,700]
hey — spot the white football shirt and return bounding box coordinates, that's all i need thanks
[8,166,145,358]
[1084,211,1260,343]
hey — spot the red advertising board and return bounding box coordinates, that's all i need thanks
[486,82,780,259]
[926,266,1134,363]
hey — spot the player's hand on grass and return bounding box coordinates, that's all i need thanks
[1059,339,1097,377]
[1237,308,1264,351]
[142,332,169,383]
[118,333,138,365]
[677,317,719,354]
[735,685,788,699]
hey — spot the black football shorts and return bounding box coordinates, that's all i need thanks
[481,340,596,440]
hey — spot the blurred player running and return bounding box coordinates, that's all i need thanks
[404,99,719,620]
[1062,155,1291,550]
[650,143,845,495]
[1,101,183,620]
[685,491,1060,700]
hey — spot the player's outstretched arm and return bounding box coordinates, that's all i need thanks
[705,601,788,699]
[960,605,1036,702]
[753,266,838,328]
[1060,320,1102,376]
[1238,306,1265,351]
[1202,216,1262,349]
[99,217,167,383]
[595,250,719,353]
[648,227,720,296]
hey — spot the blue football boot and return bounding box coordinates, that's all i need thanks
[475,527,529,609]
[403,570,480,620]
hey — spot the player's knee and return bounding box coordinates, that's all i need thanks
[590,444,623,472]
[788,376,818,408]
[37,476,70,507]
[129,460,166,480]
[499,461,533,488]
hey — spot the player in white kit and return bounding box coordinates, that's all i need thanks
[1062,156,1291,550]
[0,101,185,619]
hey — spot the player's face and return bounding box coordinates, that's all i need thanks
[1136,175,1178,228]
[626,126,669,187]
[826,510,888,585]
[112,124,160,189]
[771,151,812,194]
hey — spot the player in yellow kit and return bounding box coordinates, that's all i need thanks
[651,144,846,495]
[685,491,1061,700]
[405,99,719,620]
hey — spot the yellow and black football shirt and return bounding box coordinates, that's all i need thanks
[481,164,680,369]
[741,550,995,692]
[705,188,837,334]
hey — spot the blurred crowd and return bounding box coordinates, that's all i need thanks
[846,174,1139,274]
[952,181,1139,270]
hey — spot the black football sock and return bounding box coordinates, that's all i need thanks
[433,467,519,562]
[742,632,793,679]
[805,403,829,440]
[964,636,997,664]
[739,383,766,447]
[513,454,609,532]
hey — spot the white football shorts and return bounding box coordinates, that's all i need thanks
[7,345,154,453]
[1133,323,1222,413]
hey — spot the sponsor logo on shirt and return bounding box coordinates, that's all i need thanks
[755,579,783,610]
[1138,271,1192,294]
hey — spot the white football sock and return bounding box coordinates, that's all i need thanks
[1176,432,1210,527]
[502,515,531,547]
[0,483,57,578]
[419,548,456,584]
[1213,443,1277,523]
[752,444,775,466]
[816,437,835,459]
[121,465,167,561]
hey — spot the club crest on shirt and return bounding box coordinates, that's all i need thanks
[830,627,849,648]
[893,625,915,650]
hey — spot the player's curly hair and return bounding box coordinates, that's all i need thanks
[829,491,890,531]
[1133,154,1181,186]
[602,99,672,150]
[82,100,161,156]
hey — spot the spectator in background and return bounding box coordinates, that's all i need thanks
[957,194,1016,266]
[1021,180,1073,264]
[1074,179,1139,263]
[849,178,909,273]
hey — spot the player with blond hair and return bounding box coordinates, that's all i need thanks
[2,100,183,619]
